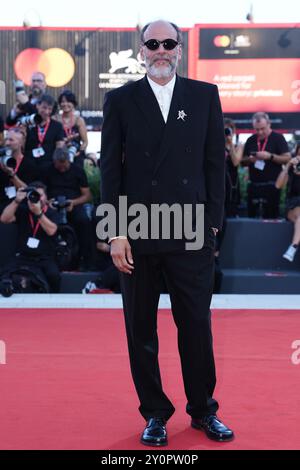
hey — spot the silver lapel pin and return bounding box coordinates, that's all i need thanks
[177,110,187,121]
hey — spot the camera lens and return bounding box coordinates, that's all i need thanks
[27,190,41,204]
[67,141,81,162]
[0,156,16,169]
[18,114,43,126]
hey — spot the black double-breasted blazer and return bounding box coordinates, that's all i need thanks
[100,75,225,254]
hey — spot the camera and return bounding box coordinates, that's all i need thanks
[0,147,12,157]
[0,156,16,170]
[67,141,81,162]
[14,80,25,94]
[21,187,41,204]
[18,113,43,127]
[52,195,71,225]
[224,127,232,137]
[0,148,16,170]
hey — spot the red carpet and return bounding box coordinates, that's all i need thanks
[0,308,299,450]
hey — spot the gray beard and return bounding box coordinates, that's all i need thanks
[146,56,178,80]
[31,88,43,97]
[148,63,173,79]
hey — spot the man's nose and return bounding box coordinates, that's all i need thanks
[156,43,167,52]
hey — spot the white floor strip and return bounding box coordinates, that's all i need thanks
[0,294,300,310]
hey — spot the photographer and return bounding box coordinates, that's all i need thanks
[42,147,93,270]
[276,144,300,262]
[242,112,290,219]
[224,118,243,217]
[6,72,47,127]
[0,128,37,214]
[24,94,64,173]
[56,90,88,167]
[0,182,61,293]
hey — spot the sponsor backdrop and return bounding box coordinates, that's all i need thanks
[0,27,189,129]
[0,25,299,129]
[189,24,300,130]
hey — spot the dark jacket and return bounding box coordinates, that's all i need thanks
[100,75,225,254]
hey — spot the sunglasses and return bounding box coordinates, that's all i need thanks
[143,38,180,51]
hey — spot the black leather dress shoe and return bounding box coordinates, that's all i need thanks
[141,418,168,447]
[191,415,234,442]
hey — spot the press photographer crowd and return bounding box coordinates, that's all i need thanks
[0,71,118,296]
[0,71,300,297]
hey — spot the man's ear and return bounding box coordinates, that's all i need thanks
[177,45,182,63]
[139,46,145,62]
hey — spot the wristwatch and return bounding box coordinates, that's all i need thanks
[36,211,44,219]
[270,154,274,162]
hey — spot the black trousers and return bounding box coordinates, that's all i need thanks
[120,242,219,421]
[247,182,280,219]
[67,205,93,264]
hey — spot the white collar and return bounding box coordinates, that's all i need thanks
[147,74,176,95]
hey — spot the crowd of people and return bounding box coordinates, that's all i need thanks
[0,71,118,295]
[221,111,300,267]
[0,70,300,296]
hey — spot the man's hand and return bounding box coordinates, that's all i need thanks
[65,133,80,143]
[255,151,271,161]
[247,154,257,164]
[290,156,300,167]
[15,187,27,204]
[110,238,134,274]
[13,103,23,115]
[16,92,29,105]
[66,200,74,212]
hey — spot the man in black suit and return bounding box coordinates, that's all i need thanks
[100,20,234,446]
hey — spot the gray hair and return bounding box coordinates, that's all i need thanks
[252,112,270,124]
[140,21,183,44]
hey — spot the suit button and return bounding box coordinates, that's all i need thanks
[182,178,188,184]
[152,180,158,186]
[145,151,151,157]
[185,147,192,153]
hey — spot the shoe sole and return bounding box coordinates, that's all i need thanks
[191,422,234,442]
[140,438,168,447]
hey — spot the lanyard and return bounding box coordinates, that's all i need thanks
[257,136,268,152]
[37,120,51,146]
[62,115,75,138]
[29,207,47,238]
[13,156,24,175]
[7,156,24,177]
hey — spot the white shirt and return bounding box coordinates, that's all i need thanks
[147,75,176,123]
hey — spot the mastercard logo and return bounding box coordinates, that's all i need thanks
[14,48,75,87]
[213,36,231,47]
